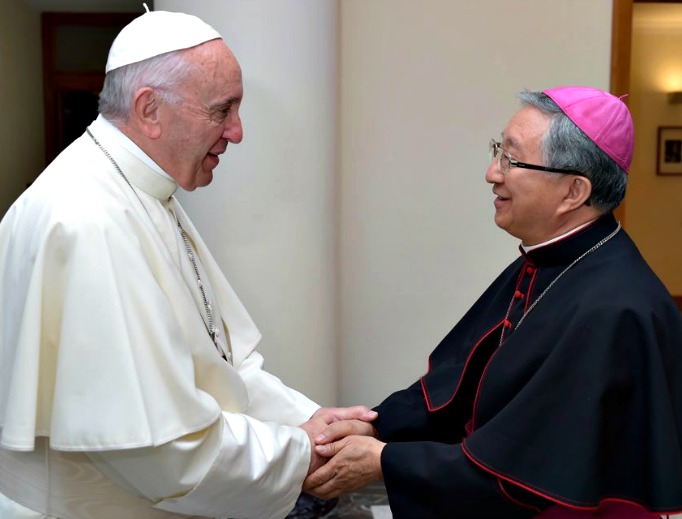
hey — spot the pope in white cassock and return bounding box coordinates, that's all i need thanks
[0,10,375,519]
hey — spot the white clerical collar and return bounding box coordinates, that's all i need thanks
[95,115,174,183]
[522,218,598,253]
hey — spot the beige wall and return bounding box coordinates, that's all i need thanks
[0,0,44,217]
[628,3,682,296]
[337,0,612,406]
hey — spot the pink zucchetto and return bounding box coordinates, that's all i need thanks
[105,9,222,73]
[543,86,634,173]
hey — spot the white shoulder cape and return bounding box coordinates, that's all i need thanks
[0,119,267,451]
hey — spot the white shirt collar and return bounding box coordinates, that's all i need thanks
[96,115,174,183]
[521,218,598,253]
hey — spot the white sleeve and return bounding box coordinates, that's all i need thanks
[238,350,320,425]
[88,412,311,519]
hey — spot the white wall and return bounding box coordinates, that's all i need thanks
[160,0,340,405]
[158,0,613,408]
[0,0,44,218]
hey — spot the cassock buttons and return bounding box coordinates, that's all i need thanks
[526,266,535,275]
[514,290,524,299]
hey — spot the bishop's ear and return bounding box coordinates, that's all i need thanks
[131,87,162,139]
[562,176,593,212]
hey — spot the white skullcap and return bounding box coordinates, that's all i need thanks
[105,10,222,73]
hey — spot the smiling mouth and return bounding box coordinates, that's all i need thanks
[493,193,509,209]
[205,152,222,169]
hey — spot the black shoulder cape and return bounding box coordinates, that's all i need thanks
[374,214,682,516]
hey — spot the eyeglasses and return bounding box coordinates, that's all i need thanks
[489,139,583,176]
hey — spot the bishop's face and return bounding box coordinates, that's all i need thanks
[157,39,244,191]
[485,105,572,246]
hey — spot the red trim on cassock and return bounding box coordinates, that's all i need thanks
[461,443,682,514]
[523,263,538,313]
[469,261,540,431]
[497,478,543,513]
[421,321,504,412]
[469,324,510,431]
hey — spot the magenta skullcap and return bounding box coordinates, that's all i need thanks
[106,10,222,73]
[543,86,634,173]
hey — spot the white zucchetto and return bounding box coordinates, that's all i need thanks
[105,10,222,73]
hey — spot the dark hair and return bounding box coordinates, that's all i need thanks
[518,91,627,213]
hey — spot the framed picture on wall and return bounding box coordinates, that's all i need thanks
[657,126,682,176]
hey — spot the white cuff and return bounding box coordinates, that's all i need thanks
[154,413,311,519]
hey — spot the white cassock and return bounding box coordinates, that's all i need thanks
[0,115,320,519]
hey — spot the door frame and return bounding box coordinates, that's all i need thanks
[611,0,682,311]
[610,0,634,226]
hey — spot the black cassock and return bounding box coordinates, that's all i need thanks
[373,214,682,518]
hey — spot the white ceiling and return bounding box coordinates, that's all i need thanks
[23,0,148,12]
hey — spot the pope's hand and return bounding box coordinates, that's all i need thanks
[310,406,377,426]
[315,418,376,445]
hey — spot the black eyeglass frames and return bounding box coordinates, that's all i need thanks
[488,139,584,176]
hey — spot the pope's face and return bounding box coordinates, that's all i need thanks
[158,39,244,191]
[485,105,571,245]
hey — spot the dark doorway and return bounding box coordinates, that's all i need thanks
[41,12,137,164]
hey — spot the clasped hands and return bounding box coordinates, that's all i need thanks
[299,406,385,499]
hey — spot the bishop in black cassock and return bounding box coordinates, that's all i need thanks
[303,86,682,519]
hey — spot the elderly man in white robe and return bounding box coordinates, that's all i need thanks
[0,10,375,519]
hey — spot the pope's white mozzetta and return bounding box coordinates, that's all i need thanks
[0,115,320,518]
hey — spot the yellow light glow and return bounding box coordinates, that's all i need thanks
[660,68,682,92]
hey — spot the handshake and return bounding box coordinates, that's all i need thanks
[299,406,385,500]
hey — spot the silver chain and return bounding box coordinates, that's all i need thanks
[499,222,621,349]
[87,128,220,350]
[174,214,219,344]
[87,129,150,218]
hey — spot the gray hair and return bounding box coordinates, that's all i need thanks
[517,91,627,213]
[99,49,196,125]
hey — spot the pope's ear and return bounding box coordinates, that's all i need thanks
[132,87,162,139]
